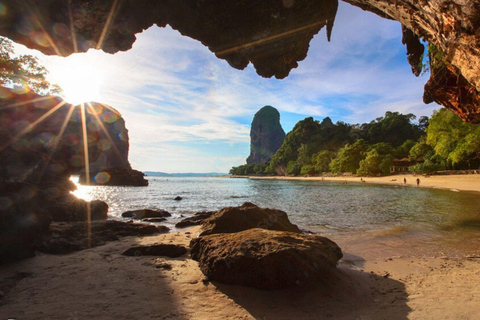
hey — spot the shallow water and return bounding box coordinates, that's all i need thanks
[72,176,480,258]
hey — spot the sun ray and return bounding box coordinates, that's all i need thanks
[67,0,78,53]
[216,20,329,57]
[80,103,92,248]
[35,104,76,183]
[96,0,120,50]
[0,95,55,110]
[86,102,125,164]
[0,100,67,152]
[20,0,63,56]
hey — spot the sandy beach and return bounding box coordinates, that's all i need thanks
[1,174,480,319]
[247,173,480,194]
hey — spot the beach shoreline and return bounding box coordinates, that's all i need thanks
[1,227,480,319]
[241,173,480,194]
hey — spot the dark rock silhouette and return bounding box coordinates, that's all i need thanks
[122,244,187,257]
[121,209,172,219]
[175,211,216,229]
[198,202,302,237]
[0,88,139,262]
[246,106,285,164]
[190,228,343,289]
[40,220,161,255]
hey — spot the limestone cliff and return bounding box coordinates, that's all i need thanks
[0,87,141,261]
[0,88,132,181]
[246,106,286,164]
[0,0,479,121]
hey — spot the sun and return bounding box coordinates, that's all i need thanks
[48,54,106,105]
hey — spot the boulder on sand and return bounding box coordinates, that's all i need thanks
[175,211,216,228]
[190,228,343,290]
[122,209,171,219]
[198,202,301,236]
[122,244,187,257]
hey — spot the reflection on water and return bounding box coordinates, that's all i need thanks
[71,176,480,258]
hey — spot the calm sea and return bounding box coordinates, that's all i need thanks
[72,176,480,259]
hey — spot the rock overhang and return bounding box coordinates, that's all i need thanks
[1,0,479,122]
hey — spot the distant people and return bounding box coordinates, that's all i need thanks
[404,177,407,185]
[416,178,420,186]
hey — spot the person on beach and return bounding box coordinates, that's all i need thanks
[404,177,407,184]
[416,178,420,186]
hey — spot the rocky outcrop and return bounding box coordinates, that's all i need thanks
[175,211,216,229]
[1,1,480,122]
[344,0,480,123]
[121,209,172,219]
[40,220,161,254]
[246,106,286,164]
[79,167,148,186]
[122,244,187,257]
[0,0,338,79]
[190,228,343,289]
[198,202,302,236]
[0,88,137,262]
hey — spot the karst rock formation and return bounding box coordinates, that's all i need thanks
[247,106,286,165]
[0,0,479,123]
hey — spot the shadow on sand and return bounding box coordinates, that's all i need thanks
[213,259,411,320]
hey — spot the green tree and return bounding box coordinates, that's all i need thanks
[313,150,335,174]
[286,160,302,176]
[0,36,59,95]
[330,139,367,174]
[360,111,423,147]
[395,139,416,158]
[409,136,432,161]
[300,164,315,176]
[426,109,480,168]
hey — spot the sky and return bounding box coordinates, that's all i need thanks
[13,2,440,173]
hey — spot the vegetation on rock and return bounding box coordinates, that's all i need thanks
[231,109,480,176]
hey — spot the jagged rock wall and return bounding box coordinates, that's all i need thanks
[0,88,131,182]
[247,106,286,164]
[0,88,133,261]
[344,0,480,122]
[0,0,479,121]
[0,0,338,79]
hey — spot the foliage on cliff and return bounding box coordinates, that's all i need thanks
[231,109,480,176]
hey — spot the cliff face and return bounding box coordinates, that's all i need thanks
[247,106,286,164]
[0,0,479,122]
[0,88,137,261]
[344,0,480,123]
[0,88,131,182]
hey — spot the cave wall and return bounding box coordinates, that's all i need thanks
[344,0,480,122]
[0,0,479,122]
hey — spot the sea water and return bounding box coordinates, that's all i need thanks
[72,176,480,258]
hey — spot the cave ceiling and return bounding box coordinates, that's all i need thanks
[1,0,479,122]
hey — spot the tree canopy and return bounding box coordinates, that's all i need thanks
[231,108,480,177]
[0,37,59,95]
[426,109,480,167]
